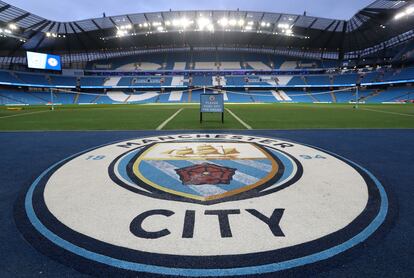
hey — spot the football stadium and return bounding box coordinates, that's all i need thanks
[0,0,413,277]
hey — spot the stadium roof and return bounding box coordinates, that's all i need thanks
[0,0,413,58]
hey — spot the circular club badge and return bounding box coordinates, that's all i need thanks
[47,57,58,67]
[17,134,389,277]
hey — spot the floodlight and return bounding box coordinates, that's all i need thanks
[407,6,414,14]
[229,19,237,26]
[172,19,180,26]
[157,26,164,32]
[394,12,405,20]
[218,18,229,27]
[119,24,132,30]
[395,5,414,20]
[278,23,290,29]
[8,23,17,30]
[173,18,193,29]
[238,19,245,26]
[245,26,253,31]
[183,18,193,28]
[116,29,127,37]
[197,17,211,30]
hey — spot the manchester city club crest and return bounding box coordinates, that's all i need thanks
[117,142,289,204]
[16,134,389,277]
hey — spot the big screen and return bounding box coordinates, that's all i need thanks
[27,51,61,71]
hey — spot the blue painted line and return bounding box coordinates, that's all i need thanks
[24,144,388,277]
[116,149,141,184]
[268,148,294,181]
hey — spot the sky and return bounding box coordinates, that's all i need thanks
[6,0,374,21]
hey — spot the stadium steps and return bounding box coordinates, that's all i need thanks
[271,90,292,101]
[301,76,308,85]
[248,91,255,103]
[28,93,49,103]
[91,95,101,104]
[302,77,319,102]
[378,72,385,82]
[383,92,411,102]
[10,72,25,84]
[306,89,320,102]
[46,75,53,85]
[0,93,27,104]
[124,94,132,103]
[362,90,382,101]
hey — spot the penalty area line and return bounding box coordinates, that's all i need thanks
[225,108,252,130]
[156,108,184,130]
[0,110,50,119]
[359,107,414,117]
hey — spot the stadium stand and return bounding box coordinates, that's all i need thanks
[0,71,23,84]
[80,77,106,87]
[333,73,359,85]
[49,75,77,86]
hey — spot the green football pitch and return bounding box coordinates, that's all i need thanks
[0,103,413,131]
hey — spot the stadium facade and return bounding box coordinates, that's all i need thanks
[0,0,414,105]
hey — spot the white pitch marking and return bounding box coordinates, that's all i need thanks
[359,107,414,117]
[0,110,50,119]
[225,108,252,130]
[156,108,184,130]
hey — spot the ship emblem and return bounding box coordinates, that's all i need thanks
[130,142,282,203]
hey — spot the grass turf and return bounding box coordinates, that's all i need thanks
[0,103,413,131]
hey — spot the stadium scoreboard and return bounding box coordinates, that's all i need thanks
[26,51,62,71]
[200,93,224,123]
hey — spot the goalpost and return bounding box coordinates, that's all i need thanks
[216,86,357,104]
[50,88,55,111]
[46,86,359,110]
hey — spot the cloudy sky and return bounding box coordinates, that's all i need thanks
[6,0,374,21]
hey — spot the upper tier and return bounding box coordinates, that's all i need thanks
[1,53,413,88]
